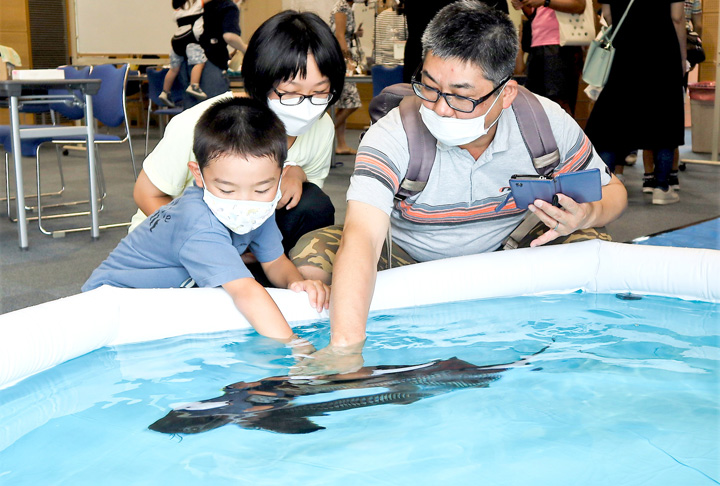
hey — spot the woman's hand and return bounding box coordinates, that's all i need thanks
[278,165,306,210]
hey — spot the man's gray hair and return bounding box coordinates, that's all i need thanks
[421,0,518,87]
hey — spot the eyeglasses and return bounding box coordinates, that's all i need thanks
[410,68,511,113]
[273,88,334,106]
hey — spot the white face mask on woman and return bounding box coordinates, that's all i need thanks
[268,98,327,136]
[200,173,282,235]
[419,83,508,147]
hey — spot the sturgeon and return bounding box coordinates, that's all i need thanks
[149,351,545,435]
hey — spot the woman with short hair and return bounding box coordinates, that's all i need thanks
[131,10,346,257]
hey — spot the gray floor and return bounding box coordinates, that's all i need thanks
[1,126,718,315]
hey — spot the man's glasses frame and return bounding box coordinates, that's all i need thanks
[410,66,511,113]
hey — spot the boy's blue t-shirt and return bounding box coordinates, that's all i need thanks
[82,185,284,292]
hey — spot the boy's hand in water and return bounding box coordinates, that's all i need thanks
[289,341,365,377]
[280,333,316,359]
[289,280,331,313]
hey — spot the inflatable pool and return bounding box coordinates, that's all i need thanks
[1,240,718,390]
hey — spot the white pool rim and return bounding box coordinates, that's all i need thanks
[1,240,718,389]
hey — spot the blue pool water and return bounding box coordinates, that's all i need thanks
[0,293,718,485]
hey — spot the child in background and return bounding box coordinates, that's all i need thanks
[160,0,208,107]
[82,97,330,342]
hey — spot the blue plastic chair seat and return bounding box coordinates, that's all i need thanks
[0,126,56,157]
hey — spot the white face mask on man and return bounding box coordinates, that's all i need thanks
[200,173,282,235]
[419,82,508,147]
[268,98,327,136]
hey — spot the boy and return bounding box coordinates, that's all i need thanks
[82,97,329,342]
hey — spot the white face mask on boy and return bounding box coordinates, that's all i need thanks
[200,173,282,235]
[267,98,327,136]
[419,82,508,147]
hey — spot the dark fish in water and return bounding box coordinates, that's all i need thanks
[149,351,546,435]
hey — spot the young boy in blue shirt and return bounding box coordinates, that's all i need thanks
[83,97,330,341]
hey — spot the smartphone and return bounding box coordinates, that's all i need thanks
[509,168,602,209]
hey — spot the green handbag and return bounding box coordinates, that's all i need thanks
[582,0,636,87]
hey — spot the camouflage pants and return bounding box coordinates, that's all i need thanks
[289,222,611,274]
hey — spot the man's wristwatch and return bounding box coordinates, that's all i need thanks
[544,0,551,6]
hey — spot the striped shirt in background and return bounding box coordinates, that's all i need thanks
[374,8,408,66]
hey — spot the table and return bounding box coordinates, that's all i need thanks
[0,79,102,250]
[346,75,372,84]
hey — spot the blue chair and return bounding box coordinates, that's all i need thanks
[82,63,137,179]
[371,65,404,98]
[1,66,91,221]
[144,67,184,157]
[1,64,137,235]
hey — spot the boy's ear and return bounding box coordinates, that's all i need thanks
[188,161,204,188]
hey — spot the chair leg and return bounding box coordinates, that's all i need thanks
[145,103,152,158]
[50,110,66,193]
[95,145,107,203]
[5,153,11,219]
[125,118,138,180]
[36,149,51,235]
[4,151,64,219]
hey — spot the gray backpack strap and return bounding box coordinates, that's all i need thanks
[396,94,437,200]
[512,85,560,177]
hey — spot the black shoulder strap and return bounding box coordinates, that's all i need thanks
[512,85,560,177]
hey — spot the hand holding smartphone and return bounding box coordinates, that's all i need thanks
[509,168,602,209]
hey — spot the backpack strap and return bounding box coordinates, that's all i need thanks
[381,84,559,201]
[396,95,436,200]
[511,85,560,177]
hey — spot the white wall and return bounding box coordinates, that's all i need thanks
[73,0,176,56]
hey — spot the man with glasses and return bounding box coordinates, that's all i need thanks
[291,0,627,373]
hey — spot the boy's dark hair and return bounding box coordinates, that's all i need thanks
[242,10,345,106]
[193,97,287,170]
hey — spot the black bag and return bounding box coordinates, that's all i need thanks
[687,23,705,67]
[521,17,533,53]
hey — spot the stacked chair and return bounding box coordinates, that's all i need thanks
[144,67,184,157]
[1,64,137,236]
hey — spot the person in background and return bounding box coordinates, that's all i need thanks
[159,0,208,108]
[176,0,247,110]
[330,0,364,155]
[511,0,587,116]
[584,0,685,205]
[637,1,701,194]
[131,11,345,262]
[374,0,408,66]
[685,0,703,38]
[291,1,626,375]
[83,98,330,344]
[402,0,507,83]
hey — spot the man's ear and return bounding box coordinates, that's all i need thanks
[188,161,203,188]
[501,79,519,109]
